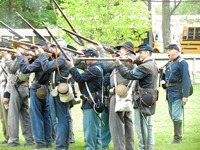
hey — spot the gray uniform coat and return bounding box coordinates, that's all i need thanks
[98,48,136,150]
[5,56,34,146]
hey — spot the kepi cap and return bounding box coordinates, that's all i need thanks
[137,43,153,52]
[84,49,99,57]
[165,44,180,51]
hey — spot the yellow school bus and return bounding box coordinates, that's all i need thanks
[112,29,164,53]
[181,26,200,54]
[134,30,163,53]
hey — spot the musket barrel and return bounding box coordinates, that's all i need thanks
[15,12,49,43]
[73,57,143,65]
[42,21,71,61]
[62,47,84,55]
[58,25,115,54]
[0,20,24,39]
[0,47,37,60]
[73,57,133,62]
[53,0,85,46]
[2,37,51,52]
[58,26,98,45]
[0,47,17,53]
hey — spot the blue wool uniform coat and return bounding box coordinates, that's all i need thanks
[164,56,191,102]
[69,62,102,109]
[17,56,51,89]
[39,54,70,83]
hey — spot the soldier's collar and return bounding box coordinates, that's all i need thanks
[172,55,180,62]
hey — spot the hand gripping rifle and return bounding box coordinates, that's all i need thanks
[159,62,169,87]
[53,0,85,46]
[73,57,143,65]
[58,25,116,55]
[15,12,50,43]
[0,20,24,39]
[42,21,71,61]
[0,47,37,60]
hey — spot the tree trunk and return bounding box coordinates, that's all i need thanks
[162,0,171,53]
[148,0,153,47]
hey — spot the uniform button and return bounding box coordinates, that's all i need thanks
[167,70,169,71]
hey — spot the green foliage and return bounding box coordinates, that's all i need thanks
[55,0,151,46]
[0,0,64,28]
[173,1,200,15]
[155,1,200,16]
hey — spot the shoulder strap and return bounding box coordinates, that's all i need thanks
[95,66,104,103]
[85,65,103,103]
[169,58,182,82]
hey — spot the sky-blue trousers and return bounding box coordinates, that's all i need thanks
[83,108,102,150]
[49,95,70,150]
[167,99,183,123]
[30,89,52,147]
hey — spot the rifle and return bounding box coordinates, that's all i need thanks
[15,12,50,43]
[53,0,85,46]
[42,21,71,61]
[3,37,83,57]
[159,62,168,87]
[0,20,24,39]
[0,47,37,60]
[73,57,143,65]
[58,25,116,55]
[2,37,55,56]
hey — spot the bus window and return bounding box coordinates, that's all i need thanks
[14,36,20,41]
[183,30,187,40]
[1,36,12,45]
[181,26,200,54]
[195,28,200,40]
[188,28,194,40]
[25,36,33,43]
[44,36,51,42]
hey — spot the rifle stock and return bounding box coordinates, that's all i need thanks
[53,0,85,46]
[0,47,37,60]
[0,20,24,39]
[58,25,115,54]
[15,12,49,43]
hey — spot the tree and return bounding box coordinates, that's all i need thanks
[0,0,64,28]
[54,0,151,46]
[162,0,181,53]
[174,1,200,15]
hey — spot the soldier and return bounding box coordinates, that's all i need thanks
[161,44,191,144]
[66,49,103,150]
[15,40,52,149]
[114,43,158,150]
[0,50,9,144]
[3,39,35,147]
[96,41,136,150]
[99,61,113,148]
[37,39,72,150]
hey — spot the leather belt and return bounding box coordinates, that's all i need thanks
[165,82,181,88]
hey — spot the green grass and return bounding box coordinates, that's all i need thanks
[0,84,200,150]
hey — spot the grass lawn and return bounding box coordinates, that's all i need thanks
[0,84,200,150]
